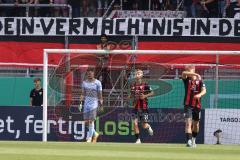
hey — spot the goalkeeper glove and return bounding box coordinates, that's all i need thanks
[78,101,83,112]
[99,105,104,112]
[98,100,104,113]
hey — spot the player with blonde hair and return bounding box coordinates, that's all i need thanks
[182,65,206,147]
[129,69,154,144]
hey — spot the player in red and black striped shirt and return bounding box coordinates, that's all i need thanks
[182,65,206,147]
[129,69,154,144]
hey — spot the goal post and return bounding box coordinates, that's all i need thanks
[43,50,48,142]
[43,49,240,142]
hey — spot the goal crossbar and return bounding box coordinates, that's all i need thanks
[44,49,240,55]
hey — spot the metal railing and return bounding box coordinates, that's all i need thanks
[0,3,72,18]
[103,0,117,19]
[103,0,186,18]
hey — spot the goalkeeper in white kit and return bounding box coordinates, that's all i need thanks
[80,67,103,143]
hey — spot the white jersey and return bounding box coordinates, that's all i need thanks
[82,79,102,111]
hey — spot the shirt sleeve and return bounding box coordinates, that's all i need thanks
[200,80,206,89]
[30,90,33,98]
[145,83,152,93]
[81,81,85,90]
[97,81,103,91]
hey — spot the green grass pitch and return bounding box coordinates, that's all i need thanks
[0,141,239,160]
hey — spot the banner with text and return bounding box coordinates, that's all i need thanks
[0,106,204,143]
[205,109,240,144]
[0,17,239,37]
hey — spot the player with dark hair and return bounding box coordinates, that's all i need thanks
[129,69,154,144]
[96,34,111,89]
[80,67,103,143]
[182,65,206,147]
[97,34,109,50]
[30,78,43,107]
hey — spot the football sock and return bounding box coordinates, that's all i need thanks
[192,131,198,138]
[186,133,192,141]
[87,122,95,139]
[135,133,140,140]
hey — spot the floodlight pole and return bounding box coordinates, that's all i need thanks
[43,50,48,142]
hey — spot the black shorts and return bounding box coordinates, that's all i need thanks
[133,108,149,123]
[184,106,201,121]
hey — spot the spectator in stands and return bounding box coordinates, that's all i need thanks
[113,2,121,10]
[168,0,178,10]
[184,0,194,17]
[97,0,108,17]
[15,0,32,17]
[30,78,43,107]
[34,0,52,17]
[191,0,205,17]
[2,0,17,17]
[134,0,149,10]
[82,0,89,17]
[122,0,133,10]
[132,0,139,10]
[218,0,228,17]
[226,0,240,17]
[184,0,216,18]
[53,0,68,17]
[82,0,97,17]
[113,0,120,9]
[151,0,164,10]
[184,0,205,17]
[26,0,38,17]
[142,0,151,10]
[200,0,218,17]
[68,0,81,17]
[121,0,147,10]
[0,0,2,16]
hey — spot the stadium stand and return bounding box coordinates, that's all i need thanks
[0,0,239,18]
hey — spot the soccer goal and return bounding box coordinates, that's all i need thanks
[43,49,240,143]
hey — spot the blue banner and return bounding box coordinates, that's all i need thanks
[0,106,204,143]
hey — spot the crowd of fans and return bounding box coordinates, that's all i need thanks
[184,0,240,18]
[0,0,239,18]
